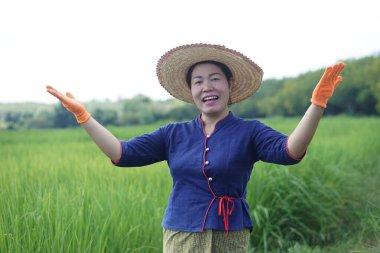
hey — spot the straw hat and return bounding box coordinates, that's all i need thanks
[156,43,264,104]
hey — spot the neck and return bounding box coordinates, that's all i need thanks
[201,109,230,135]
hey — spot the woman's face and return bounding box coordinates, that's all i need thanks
[190,63,231,117]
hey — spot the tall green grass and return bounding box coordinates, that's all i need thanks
[246,116,380,252]
[0,127,170,252]
[0,117,379,252]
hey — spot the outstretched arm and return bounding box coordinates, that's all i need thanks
[46,85,121,163]
[287,62,345,158]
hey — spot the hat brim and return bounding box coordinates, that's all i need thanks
[156,43,264,104]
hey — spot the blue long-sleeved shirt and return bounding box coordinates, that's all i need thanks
[114,112,303,232]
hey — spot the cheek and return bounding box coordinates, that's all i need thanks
[223,84,231,98]
[190,89,200,104]
[191,86,200,98]
[190,88,196,99]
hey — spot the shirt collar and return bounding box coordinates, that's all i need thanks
[196,111,236,133]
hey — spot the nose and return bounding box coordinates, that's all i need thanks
[202,80,213,92]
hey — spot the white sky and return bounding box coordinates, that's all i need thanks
[1,0,379,103]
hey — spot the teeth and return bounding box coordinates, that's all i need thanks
[203,96,218,102]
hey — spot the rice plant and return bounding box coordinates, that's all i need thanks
[0,117,379,252]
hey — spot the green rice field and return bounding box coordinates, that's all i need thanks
[1,116,379,252]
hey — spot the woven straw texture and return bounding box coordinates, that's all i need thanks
[156,43,263,104]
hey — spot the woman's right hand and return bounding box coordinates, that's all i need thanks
[46,85,91,124]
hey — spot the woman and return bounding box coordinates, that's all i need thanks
[46,43,345,252]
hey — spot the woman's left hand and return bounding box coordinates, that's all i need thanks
[310,62,345,108]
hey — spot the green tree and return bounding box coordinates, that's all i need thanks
[92,108,118,126]
[25,110,55,128]
[168,103,199,121]
[53,104,77,128]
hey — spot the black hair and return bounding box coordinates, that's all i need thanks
[185,60,233,88]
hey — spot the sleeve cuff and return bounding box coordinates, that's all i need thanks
[111,141,123,165]
[285,138,306,161]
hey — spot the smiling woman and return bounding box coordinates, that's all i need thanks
[46,43,346,253]
[188,62,232,130]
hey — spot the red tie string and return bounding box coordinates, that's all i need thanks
[218,196,235,234]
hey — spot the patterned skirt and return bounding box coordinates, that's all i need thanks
[163,228,250,253]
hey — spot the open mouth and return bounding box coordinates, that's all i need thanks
[202,95,219,103]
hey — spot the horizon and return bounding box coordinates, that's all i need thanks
[1,50,379,105]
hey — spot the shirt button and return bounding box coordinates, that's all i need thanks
[208,177,213,181]
[206,135,210,138]
[206,147,210,152]
[205,161,209,165]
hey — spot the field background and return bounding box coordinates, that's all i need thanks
[1,116,379,252]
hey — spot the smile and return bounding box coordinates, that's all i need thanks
[202,95,219,102]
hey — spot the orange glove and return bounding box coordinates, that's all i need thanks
[311,62,345,108]
[46,85,91,124]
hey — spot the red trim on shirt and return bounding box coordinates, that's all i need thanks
[200,116,242,234]
[285,137,306,161]
[111,141,123,165]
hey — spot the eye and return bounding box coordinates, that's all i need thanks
[211,77,220,81]
[193,80,202,85]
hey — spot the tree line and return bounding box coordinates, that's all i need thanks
[1,53,379,129]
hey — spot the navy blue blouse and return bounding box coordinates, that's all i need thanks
[114,112,303,232]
